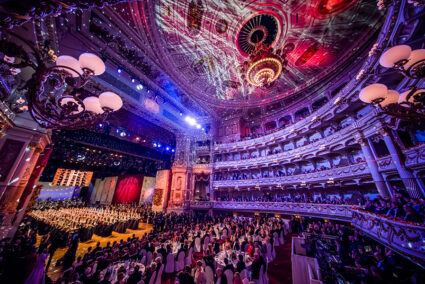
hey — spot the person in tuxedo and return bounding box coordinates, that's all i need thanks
[178,265,196,284]
[236,254,246,273]
[251,253,263,282]
[157,244,167,263]
[385,203,403,218]
[223,258,235,274]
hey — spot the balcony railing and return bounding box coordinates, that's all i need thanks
[351,210,425,266]
[212,162,369,188]
[189,201,352,221]
[404,143,425,169]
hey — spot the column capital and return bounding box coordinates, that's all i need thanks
[356,137,368,146]
[377,128,390,137]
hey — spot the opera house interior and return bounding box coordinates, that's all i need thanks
[0,0,425,283]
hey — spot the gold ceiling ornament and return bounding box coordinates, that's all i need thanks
[240,42,292,88]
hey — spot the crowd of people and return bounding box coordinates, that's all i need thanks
[1,188,424,284]
[215,193,355,205]
[28,204,142,243]
[10,204,287,284]
[32,198,85,211]
[213,158,365,181]
[361,189,425,224]
[298,218,420,283]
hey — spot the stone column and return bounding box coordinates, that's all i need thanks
[358,138,391,198]
[381,130,423,198]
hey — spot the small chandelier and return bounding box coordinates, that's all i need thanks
[359,44,425,122]
[240,43,290,88]
[0,32,122,129]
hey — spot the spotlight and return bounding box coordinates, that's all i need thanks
[166,146,170,151]
[201,127,205,131]
[120,131,126,137]
[136,84,143,90]
[185,116,197,126]
[153,143,157,147]
[179,112,183,116]
[157,143,162,148]
[196,124,201,129]
[171,149,175,152]
[117,68,122,73]
[98,123,103,127]
[131,78,136,83]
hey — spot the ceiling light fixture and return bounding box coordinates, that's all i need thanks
[359,44,425,122]
[240,42,292,88]
[0,32,122,129]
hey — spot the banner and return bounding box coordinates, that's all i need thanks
[139,176,156,204]
[152,170,171,212]
[90,176,118,205]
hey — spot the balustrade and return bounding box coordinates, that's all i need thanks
[189,201,352,221]
[351,209,425,266]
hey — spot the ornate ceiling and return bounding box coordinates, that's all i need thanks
[119,0,384,110]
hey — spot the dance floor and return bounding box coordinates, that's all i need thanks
[36,222,153,281]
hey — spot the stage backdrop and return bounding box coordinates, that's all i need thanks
[152,170,171,212]
[112,174,144,204]
[90,176,118,205]
[139,176,156,204]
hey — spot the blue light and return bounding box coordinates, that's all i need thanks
[171,149,175,153]
[153,143,157,147]
[157,143,162,148]
[117,68,122,73]
[179,112,183,116]
[166,146,170,151]
[98,123,103,127]
[131,78,136,83]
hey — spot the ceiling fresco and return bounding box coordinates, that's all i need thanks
[113,0,383,110]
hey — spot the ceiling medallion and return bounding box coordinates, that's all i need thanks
[236,13,280,55]
[240,43,293,88]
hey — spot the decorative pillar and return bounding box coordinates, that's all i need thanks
[358,138,391,198]
[168,134,195,213]
[381,130,423,198]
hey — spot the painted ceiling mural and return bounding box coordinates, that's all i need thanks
[116,0,383,110]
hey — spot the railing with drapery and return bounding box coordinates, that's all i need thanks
[351,209,425,266]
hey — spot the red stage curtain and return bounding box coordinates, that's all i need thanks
[112,174,144,204]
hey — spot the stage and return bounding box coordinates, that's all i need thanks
[37,222,153,281]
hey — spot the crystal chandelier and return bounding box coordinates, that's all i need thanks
[0,32,122,129]
[359,45,425,122]
[240,43,291,88]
